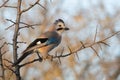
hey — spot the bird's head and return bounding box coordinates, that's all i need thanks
[54,19,69,34]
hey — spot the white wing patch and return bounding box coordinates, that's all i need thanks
[36,41,41,45]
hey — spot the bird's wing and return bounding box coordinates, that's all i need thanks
[26,38,48,49]
[46,37,59,45]
[12,38,47,67]
[41,31,61,45]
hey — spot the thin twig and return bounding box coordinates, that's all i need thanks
[0,42,7,49]
[37,3,47,10]
[6,19,16,24]
[17,41,26,44]
[53,31,120,59]
[98,44,102,50]
[19,23,40,29]
[4,64,15,73]
[0,42,7,80]
[15,31,120,67]
[4,59,13,64]
[6,19,40,29]
[80,41,85,48]
[19,58,40,67]
[0,0,9,8]
[94,26,98,42]
[90,46,100,58]
[58,57,61,64]
[2,50,8,56]
[100,41,110,46]
[102,31,120,41]
[20,0,40,14]
[5,24,15,30]
[75,52,80,61]
[7,42,13,46]
[4,5,17,8]
[58,47,64,64]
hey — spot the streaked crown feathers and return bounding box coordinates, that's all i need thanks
[54,19,65,25]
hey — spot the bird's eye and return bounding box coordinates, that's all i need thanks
[58,25,61,27]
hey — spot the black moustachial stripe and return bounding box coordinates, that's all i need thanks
[57,28,63,31]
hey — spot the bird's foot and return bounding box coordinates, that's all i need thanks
[47,55,53,61]
[36,51,43,62]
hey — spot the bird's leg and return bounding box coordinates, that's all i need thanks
[47,55,53,61]
[35,51,43,62]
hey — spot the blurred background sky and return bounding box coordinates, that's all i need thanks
[0,0,120,80]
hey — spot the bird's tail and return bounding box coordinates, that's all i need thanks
[12,51,33,67]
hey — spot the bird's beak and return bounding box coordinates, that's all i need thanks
[64,27,69,30]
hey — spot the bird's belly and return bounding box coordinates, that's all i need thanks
[37,44,57,54]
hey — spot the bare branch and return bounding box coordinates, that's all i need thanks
[0,0,9,8]
[0,42,7,80]
[101,31,120,41]
[0,42,7,49]
[5,24,15,30]
[7,42,13,46]
[12,0,22,79]
[2,50,9,56]
[98,44,102,50]
[94,26,98,42]
[6,19,40,30]
[4,5,17,8]
[58,57,61,64]
[57,47,64,64]
[80,41,85,48]
[15,31,120,68]
[100,41,110,46]
[37,3,47,10]
[17,41,26,44]
[19,23,40,29]
[4,64,15,73]
[53,31,120,59]
[90,46,100,58]
[67,46,72,54]
[75,52,80,61]
[19,58,40,67]
[20,0,40,14]
[6,19,16,24]
[4,59,13,64]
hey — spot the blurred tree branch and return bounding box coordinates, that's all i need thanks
[20,0,40,14]
[1,0,120,80]
[5,19,41,30]
[18,30,120,68]
[0,0,9,8]
[4,5,17,8]
[0,42,7,80]
[2,0,44,79]
[12,0,22,80]
[53,31,120,59]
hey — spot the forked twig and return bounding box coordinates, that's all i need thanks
[20,0,40,14]
[0,0,9,8]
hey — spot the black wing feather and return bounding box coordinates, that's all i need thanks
[12,38,47,67]
[27,38,48,49]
